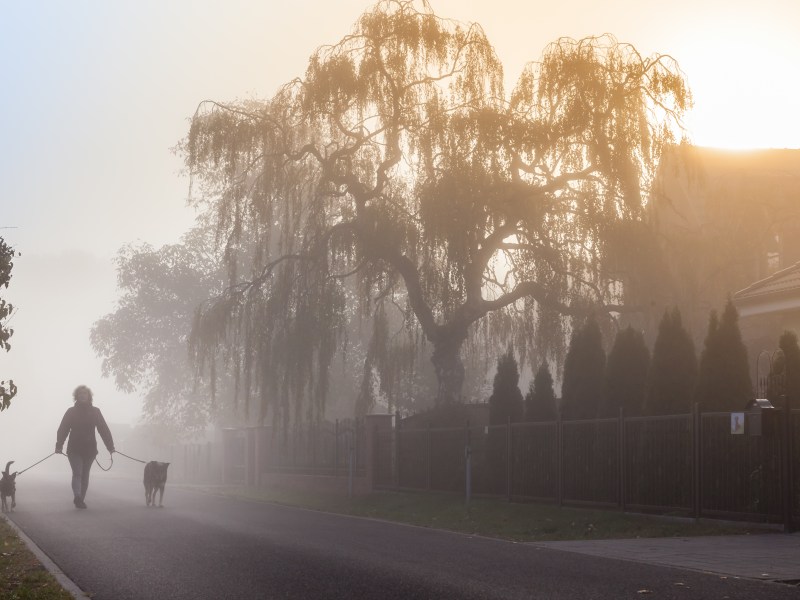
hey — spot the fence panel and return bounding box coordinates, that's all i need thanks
[791,409,800,521]
[624,414,692,513]
[430,427,468,493]
[562,419,618,507]
[397,428,429,489]
[373,428,395,488]
[470,424,506,496]
[700,412,782,521]
[511,422,558,501]
[258,420,365,476]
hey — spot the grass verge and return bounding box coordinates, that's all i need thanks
[191,485,770,542]
[0,516,73,600]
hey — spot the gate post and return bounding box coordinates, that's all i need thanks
[782,393,795,532]
[507,417,512,502]
[618,407,625,511]
[557,410,563,507]
[426,422,432,491]
[692,402,701,520]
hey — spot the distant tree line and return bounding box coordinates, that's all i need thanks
[487,299,799,424]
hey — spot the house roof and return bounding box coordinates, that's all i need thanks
[733,261,800,317]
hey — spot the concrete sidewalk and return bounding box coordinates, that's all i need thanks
[531,533,800,583]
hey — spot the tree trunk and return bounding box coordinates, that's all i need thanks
[430,326,468,405]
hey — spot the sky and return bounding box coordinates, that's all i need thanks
[1,0,799,464]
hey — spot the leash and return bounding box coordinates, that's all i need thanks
[114,451,147,464]
[15,452,64,476]
[15,450,149,476]
[94,450,148,471]
[94,453,114,471]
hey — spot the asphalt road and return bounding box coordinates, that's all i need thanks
[7,472,800,599]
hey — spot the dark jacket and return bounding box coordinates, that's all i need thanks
[56,404,114,456]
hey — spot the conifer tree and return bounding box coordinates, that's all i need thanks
[488,348,524,425]
[560,317,606,420]
[695,300,752,411]
[525,362,558,421]
[602,326,649,417]
[644,307,697,415]
[768,330,800,406]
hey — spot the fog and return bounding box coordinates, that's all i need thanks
[2,0,799,471]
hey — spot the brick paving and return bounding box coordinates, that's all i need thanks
[531,533,800,582]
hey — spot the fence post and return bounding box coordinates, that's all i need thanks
[354,418,360,475]
[334,419,339,478]
[348,434,354,499]
[619,407,625,512]
[692,402,701,520]
[394,410,401,488]
[782,394,795,532]
[506,416,512,502]
[426,422,432,491]
[557,411,563,507]
[465,420,472,506]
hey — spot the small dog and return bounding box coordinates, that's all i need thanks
[143,461,170,507]
[1,461,17,513]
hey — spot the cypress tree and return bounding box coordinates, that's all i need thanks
[696,300,752,411]
[560,317,606,420]
[525,362,558,421]
[644,307,697,416]
[488,347,524,424]
[602,326,650,417]
[769,330,800,406]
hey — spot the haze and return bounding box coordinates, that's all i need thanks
[1,0,799,465]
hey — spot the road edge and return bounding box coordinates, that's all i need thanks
[4,515,88,599]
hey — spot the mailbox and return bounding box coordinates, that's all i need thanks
[745,398,778,436]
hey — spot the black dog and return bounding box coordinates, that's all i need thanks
[1,461,17,513]
[143,461,170,507]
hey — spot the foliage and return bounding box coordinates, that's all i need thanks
[524,362,557,421]
[91,225,235,432]
[184,0,690,424]
[644,307,697,415]
[767,330,800,406]
[695,299,752,412]
[601,325,649,417]
[0,236,18,411]
[0,519,73,599]
[488,347,523,424]
[560,317,606,419]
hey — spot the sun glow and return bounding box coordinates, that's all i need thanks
[678,16,800,150]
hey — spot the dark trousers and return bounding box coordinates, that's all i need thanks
[67,452,95,500]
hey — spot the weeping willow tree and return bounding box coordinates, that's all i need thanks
[186,0,690,425]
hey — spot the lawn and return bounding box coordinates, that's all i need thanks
[0,517,73,600]
[195,485,770,542]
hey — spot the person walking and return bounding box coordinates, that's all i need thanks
[55,385,115,509]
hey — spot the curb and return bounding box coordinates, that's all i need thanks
[3,515,88,599]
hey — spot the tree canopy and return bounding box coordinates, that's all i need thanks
[644,307,696,415]
[525,362,557,421]
[695,299,751,412]
[488,347,523,424]
[91,225,234,431]
[601,325,649,417]
[560,317,606,419]
[185,0,690,425]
